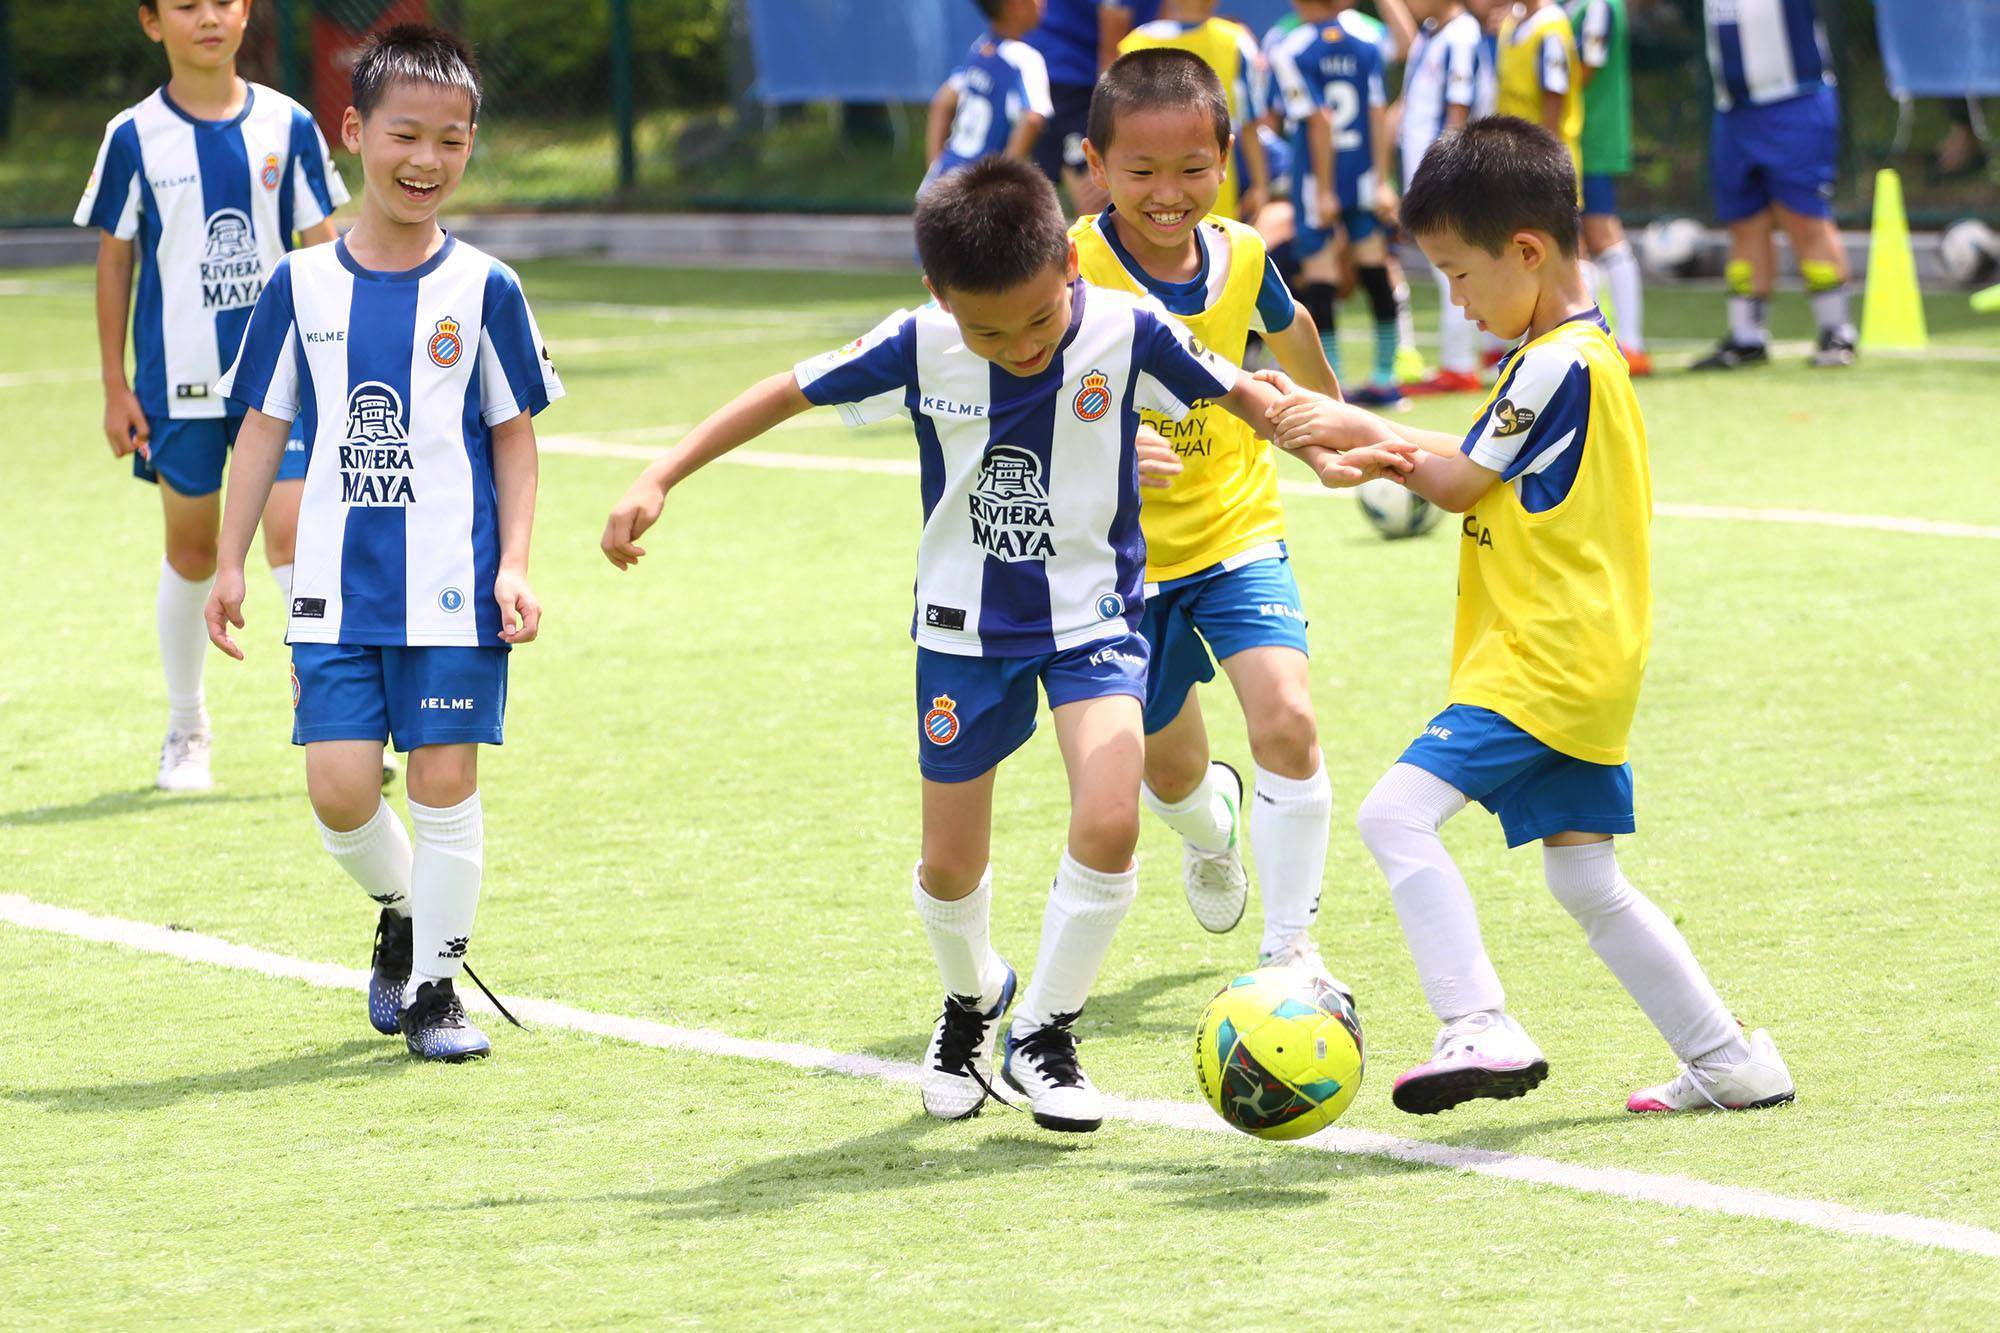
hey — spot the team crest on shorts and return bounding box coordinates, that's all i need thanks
[427,317,464,368]
[924,694,961,746]
[1072,369,1112,422]
[289,664,300,710]
[260,153,282,191]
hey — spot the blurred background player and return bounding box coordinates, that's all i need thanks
[602,158,1393,1132]
[1691,0,1856,370]
[1565,0,1649,373]
[74,0,345,792]
[1267,116,1795,1118]
[1491,0,1582,180]
[207,26,560,1063]
[1117,0,1271,221]
[923,0,1053,194]
[1390,0,1495,395]
[1076,49,1352,968]
[1027,0,1161,211]
[1270,1,1405,407]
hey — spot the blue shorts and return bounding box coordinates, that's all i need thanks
[291,643,508,752]
[1139,555,1309,735]
[1293,155,1381,256]
[1032,81,1094,181]
[1581,173,1620,217]
[135,413,309,495]
[1398,704,1634,849]
[1710,87,1838,223]
[915,633,1149,782]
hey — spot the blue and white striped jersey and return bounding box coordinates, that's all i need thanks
[933,35,1053,177]
[217,236,563,648]
[793,283,1237,658]
[75,84,347,422]
[1398,12,1496,187]
[1270,21,1389,176]
[1704,0,1832,110]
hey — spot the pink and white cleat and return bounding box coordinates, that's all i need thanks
[1392,1010,1549,1115]
[1627,1028,1795,1113]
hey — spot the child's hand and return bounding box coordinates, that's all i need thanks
[602,478,667,570]
[1316,185,1342,242]
[1135,425,1184,489]
[205,567,247,660]
[104,387,149,460]
[495,567,541,644]
[1270,392,1386,454]
[1374,182,1400,225]
[1293,440,1418,488]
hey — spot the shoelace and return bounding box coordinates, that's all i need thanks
[461,964,526,1030]
[932,993,991,1075]
[1665,1061,1731,1111]
[1012,1017,1085,1089]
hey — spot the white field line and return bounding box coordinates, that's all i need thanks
[537,433,2000,541]
[5,891,1998,1261]
[0,367,97,389]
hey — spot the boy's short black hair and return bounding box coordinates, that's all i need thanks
[351,23,482,123]
[915,157,1071,295]
[1400,116,1580,256]
[1086,49,1232,155]
[973,0,1006,17]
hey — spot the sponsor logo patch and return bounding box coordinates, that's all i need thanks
[924,694,961,746]
[291,597,326,619]
[1491,398,1536,437]
[970,445,1056,561]
[1096,592,1125,620]
[924,604,966,632]
[438,587,465,613]
[341,382,415,507]
[200,208,261,312]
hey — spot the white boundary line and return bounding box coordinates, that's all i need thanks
[5,892,1998,1261]
[537,434,2000,541]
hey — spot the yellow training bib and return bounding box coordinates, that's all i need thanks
[1449,313,1651,765]
[1496,6,1584,180]
[1072,212,1286,582]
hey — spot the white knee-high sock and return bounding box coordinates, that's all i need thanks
[1015,852,1138,1031]
[1598,241,1646,350]
[1432,268,1478,374]
[157,558,213,733]
[911,864,1007,1008]
[1355,763,1504,1022]
[1142,770,1234,853]
[407,792,483,998]
[270,563,294,606]
[1251,756,1331,957]
[1543,841,1749,1067]
[316,799,412,915]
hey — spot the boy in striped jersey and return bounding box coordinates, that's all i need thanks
[206,27,562,1063]
[76,0,346,792]
[602,158,1410,1133]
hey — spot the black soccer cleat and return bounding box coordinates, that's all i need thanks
[1689,338,1770,371]
[399,978,491,1062]
[368,909,413,1036]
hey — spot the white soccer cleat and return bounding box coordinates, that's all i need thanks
[1181,761,1248,934]
[1392,1010,1549,1115]
[156,728,213,792]
[1002,1014,1103,1132]
[919,963,1017,1121]
[1258,934,1352,1007]
[1627,1028,1796,1113]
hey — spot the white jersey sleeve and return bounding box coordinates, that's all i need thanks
[1003,40,1055,118]
[478,264,565,427]
[74,113,143,239]
[1444,22,1482,108]
[1462,341,1588,477]
[286,102,350,232]
[216,256,301,420]
[794,309,917,428]
[1577,0,1613,68]
[1131,300,1238,419]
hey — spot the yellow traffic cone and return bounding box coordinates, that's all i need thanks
[1860,168,1928,350]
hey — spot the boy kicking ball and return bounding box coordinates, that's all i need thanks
[206,26,561,1062]
[603,158,1408,1132]
[1267,118,1794,1115]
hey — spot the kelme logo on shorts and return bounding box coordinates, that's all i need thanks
[924,694,960,746]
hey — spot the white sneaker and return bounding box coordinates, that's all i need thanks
[156,728,213,792]
[918,962,1017,1121]
[1392,1010,1549,1115]
[1182,761,1248,934]
[1002,1015,1103,1132]
[1628,1028,1795,1113]
[1258,934,1353,1006]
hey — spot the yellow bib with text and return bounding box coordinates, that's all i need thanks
[1497,7,1584,179]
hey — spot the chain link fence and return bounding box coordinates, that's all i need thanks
[0,0,1990,229]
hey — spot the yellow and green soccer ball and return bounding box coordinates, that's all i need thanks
[1193,966,1364,1140]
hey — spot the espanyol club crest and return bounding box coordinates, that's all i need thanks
[260,152,282,191]
[923,694,961,746]
[428,317,464,368]
[1072,368,1112,422]
[289,663,300,710]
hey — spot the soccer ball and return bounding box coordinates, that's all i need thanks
[1356,477,1442,539]
[1641,216,1707,278]
[1940,219,2000,287]
[1193,965,1364,1141]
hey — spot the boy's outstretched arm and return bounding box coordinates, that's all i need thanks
[1261,308,1341,400]
[204,409,293,659]
[1214,370,1413,488]
[94,233,148,460]
[1005,110,1048,162]
[602,371,813,569]
[926,81,960,163]
[491,412,542,644]
[1258,370,1496,511]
